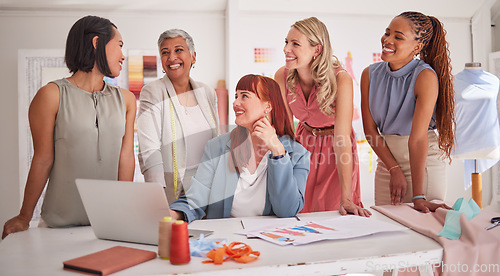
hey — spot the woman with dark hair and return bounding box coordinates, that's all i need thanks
[360,11,454,212]
[2,15,136,239]
[170,74,310,223]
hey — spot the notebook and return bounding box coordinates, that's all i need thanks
[63,246,156,275]
[75,179,213,245]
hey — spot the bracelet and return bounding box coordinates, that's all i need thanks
[388,165,399,172]
[271,151,286,160]
[412,195,426,201]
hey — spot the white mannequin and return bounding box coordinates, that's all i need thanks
[464,62,482,70]
[453,62,500,160]
[453,62,500,205]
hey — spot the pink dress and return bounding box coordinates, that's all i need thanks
[285,68,363,212]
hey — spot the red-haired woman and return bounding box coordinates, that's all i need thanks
[360,11,454,212]
[170,74,310,223]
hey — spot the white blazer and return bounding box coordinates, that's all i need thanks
[137,75,220,203]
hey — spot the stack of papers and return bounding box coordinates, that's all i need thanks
[237,216,407,246]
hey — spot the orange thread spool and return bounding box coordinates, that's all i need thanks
[170,220,191,265]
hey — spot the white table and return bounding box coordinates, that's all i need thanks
[0,210,442,275]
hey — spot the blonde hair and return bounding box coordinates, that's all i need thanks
[286,17,341,117]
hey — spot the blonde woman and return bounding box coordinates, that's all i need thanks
[275,17,370,216]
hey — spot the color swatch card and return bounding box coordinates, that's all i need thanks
[237,216,407,246]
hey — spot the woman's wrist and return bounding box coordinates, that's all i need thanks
[270,151,286,160]
[269,139,285,157]
[388,164,399,174]
[340,197,353,207]
[19,208,34,222]
[171,210,185,221]
[412,195,426,202]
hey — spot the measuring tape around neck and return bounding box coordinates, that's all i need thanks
[169,99,179,200]
[168,89,219,200]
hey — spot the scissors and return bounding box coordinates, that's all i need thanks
[485,217,500,230]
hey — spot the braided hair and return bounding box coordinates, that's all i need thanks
[398,11,455,161]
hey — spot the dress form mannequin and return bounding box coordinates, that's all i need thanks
[453,62,500,208]
[465,62,482,69]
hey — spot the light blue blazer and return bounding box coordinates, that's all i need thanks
[170,133,310,223]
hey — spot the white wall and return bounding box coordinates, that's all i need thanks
[226,11,473,206]
[226,13,473,119]
[0,10,225,231]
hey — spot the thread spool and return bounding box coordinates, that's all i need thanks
[215,79,228,133]
[472,173,483,209]
[170,220,191,265]
[158,216,173,259]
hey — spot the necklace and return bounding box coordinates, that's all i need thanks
[179,91,193,115]
[72,76,81,90]
[72,76,101,93]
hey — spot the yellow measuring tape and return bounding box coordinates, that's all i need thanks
[357,139,372,173]
[168,92,218,200]
[369,147,373,173]
[169,99,178,199]
[205,104,219,136]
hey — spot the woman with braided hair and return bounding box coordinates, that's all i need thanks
[360,11,455,212]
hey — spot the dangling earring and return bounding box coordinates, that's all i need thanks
[162,69,165,73]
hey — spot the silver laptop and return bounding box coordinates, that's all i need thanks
[76,179,212,245]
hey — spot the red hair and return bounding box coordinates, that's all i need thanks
[235,74,295,138]
[229,74,295,170]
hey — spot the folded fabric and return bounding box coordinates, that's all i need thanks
[189,236,226,257]
[372,203,500,276]
[437,198,481,239]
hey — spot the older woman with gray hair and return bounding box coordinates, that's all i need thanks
[137,29,219,204]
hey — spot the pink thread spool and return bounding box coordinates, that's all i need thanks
[169,220,190,265]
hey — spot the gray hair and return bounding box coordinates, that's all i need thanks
[157,29,195,55]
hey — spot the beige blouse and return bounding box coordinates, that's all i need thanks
[41,78,126,227]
